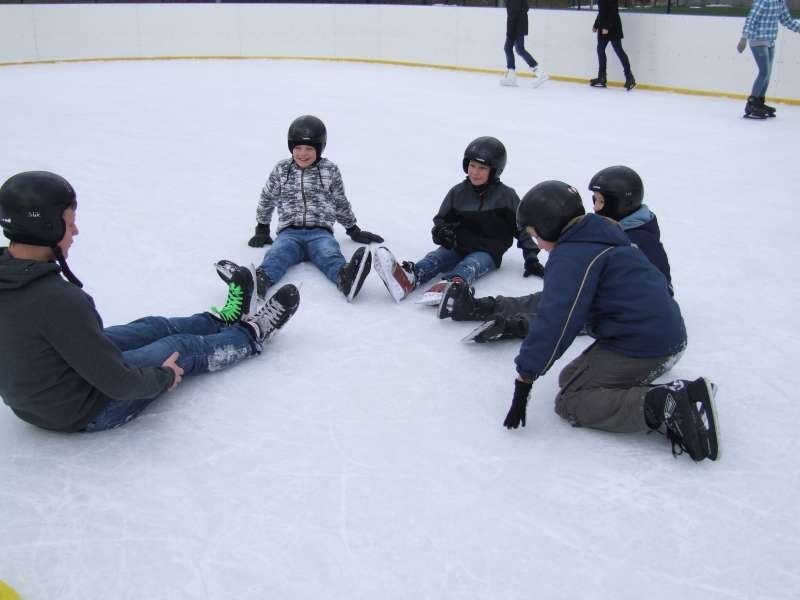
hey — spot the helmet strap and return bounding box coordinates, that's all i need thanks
[52,245,83,288]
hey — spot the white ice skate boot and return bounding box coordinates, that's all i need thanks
[500,69,518,87]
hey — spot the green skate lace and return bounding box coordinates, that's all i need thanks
[211,282,244,322]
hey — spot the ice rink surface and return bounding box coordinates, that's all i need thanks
[1,59,799,599]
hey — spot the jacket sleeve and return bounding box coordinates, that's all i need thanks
[514,247,609,380]
[329,163,357,230]
[40,288,174,402]
[432,188,457,227]
[256,163,283,226]
[779,1,800,33]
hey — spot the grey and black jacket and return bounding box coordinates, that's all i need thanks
[256,158,358,234]
[0,249,173,432]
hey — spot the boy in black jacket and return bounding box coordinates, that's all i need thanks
[373,137,541,305]
[440,166,671,341]
[0,171,299,432]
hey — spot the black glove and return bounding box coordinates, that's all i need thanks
[248,223,273,247]
[504,379,532,429]
[523,256,545,278]
[346,225,384,244]
[432,222,457,249]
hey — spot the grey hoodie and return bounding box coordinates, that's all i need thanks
[0,248,173,432]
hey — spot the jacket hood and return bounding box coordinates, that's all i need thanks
[558,213,631,248]
[0,247,62,290]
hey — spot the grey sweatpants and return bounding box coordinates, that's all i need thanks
[554,342,683,433]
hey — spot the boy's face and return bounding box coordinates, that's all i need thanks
[58,207,79,259]
[592,191,605,213]
[292,144,317,169]
[467,161,491,186]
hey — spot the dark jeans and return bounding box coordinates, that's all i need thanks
[597,35,632,77]
[750,44,774,97]
[504,34,537,70]
[84,313,256,432]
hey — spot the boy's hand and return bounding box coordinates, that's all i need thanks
[432,222,457,249]
[737,37,747,53]
[346,225,384,244]
[248,223,273,247]
[523,256,545,278]
[504,378,532,429]
[162,352,184,391]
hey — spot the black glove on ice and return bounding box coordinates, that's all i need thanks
[346,225,384,244]
[523,256,545,278]
[432,222,457,249]
[504,379,532,429]
[248,223,273,247]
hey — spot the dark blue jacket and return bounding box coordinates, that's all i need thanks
[515,214,686,380]
[619,205,673,295]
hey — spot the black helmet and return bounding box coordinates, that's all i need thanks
[0,171,76,246]
[588,165,643,221]
[462,136,507,181]
[517,180,585,242]
[287,115,327,157]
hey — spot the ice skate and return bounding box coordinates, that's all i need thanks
[646,378,720,461]
[530,66,549,88]
[500,69,518,87]
[744,96,769,120]
[437,280,496,321]
[210,263,258,323]
[624,73,637,91]
[589,76,607,88]
[417,277,464,306]
[243,284,300,343]
[337,246,372,302]
[373,246,417,302]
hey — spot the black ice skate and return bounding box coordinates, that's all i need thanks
[438,281,496,321]
[624,74,637,91]
[243,284,300,343]
[461,315,528,343]
[646,378,720,461]
[744,96,769,120]
[210,263,258,323]
[337,246,372,302]
[216,259,270,298]
[590,76,607,88]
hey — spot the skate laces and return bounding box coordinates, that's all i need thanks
[256,296,287,330]
[211,282,244,322]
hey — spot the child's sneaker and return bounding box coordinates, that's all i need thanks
[210,263,257,323]
[243,284,300,343]
[373,246,417,302]
[500,69,518,87]
[337,246,372,302]
[645,378,720,461]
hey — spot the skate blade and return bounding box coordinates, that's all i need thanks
[461,320,496,343]
[415,292,444,306]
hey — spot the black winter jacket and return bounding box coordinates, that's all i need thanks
[432,179,534,267]
[0,249,173,432]
[506,0,530,38]
[594,0,624,39]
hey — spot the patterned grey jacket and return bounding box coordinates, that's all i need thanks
[256,157,358,233]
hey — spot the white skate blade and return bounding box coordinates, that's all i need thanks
[373,247,405,303]
[461,320,496,343]
[243,263,260,318]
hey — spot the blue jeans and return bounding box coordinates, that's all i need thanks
[504,34,537,70]
[260,227,345,286]
[415,247,496,286]
[750,44,774,97]
[84,313,256,432]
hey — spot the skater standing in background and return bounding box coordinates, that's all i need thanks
[590,0,636,90]
[500,0,548,88]
[737,0,800,119]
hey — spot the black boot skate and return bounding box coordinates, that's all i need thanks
[589,75,607,88]
[645,378,720,461]
[210,263,257,323]
[337,246,372,302]
[438,281,497,321]
[624,73,637,91]
[461,314,530,343]
[243,284,300,343]
[744,96,769,119]
[757,96,776,117]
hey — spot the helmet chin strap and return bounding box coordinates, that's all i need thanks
[51,245,83,288]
